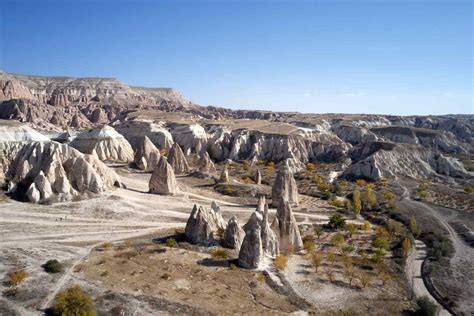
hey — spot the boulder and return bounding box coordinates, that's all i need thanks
[185,204,226,245]
[168,143,189,174]
[274,200,303,252]
[149,156,178,195]
[271,164,299,207]
[222,216,245,250]
[134,136,161,171]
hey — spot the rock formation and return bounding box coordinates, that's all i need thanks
[134,136,161,171]
[115,120,173,150]
[222,216,245,250]
[167,143,189,174]
[254,168,262,185]
[273,200,303,253]
[256,195,266,213]
[342,142,471,181]
[185,203,226,245]
[218,165,229,183]
[3,139,121,203]
[238,225,263,269]
[198,152,217,174]
[70,125,134,163]
[149,157,178,195]
[271,163,299,207]
[238,203,279,269]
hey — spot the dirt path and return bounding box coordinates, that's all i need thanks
[405,240,448,316]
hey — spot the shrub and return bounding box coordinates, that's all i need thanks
[313,224,323,239]
[302,235,316,252]
[464,186,474,194]
[415,296,438,316]
[165,238,177,248]
[229,263,237,270]
[256,273,266,283]
[372,237,389,251]
[223,187,236,196]
[345,223,357,238]
[356,179,367,187]
[328,198,346,208]
[402,238,412,257]
[122,240,133,249]
[42,259,63,274]
[274,255,288,271]
[358,272,372,289]
[211,248,228,260]
[328,214,346,230]
[53,285,95,316]
[330,233,345,249]
[311,252,323,272]
[7,270,27,287]
[362,221,371,232]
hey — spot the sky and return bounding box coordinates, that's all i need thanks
[0,0,472,115]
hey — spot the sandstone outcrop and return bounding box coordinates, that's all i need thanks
[185,203,226,245]
[115,120,173,150]
[218,165,229,183]
[238,225,263,269]
[167,143,189,174]
[198,152,217,174]
[149,157,178,195]
[134,136,161,171]
[271,163,299,207]
[342,141,471,181]
[222,216,245,250]
[70,125,134,163]
[4,141,121,203]
[254,168,262,185]
[273,200,303,253]
[238,204,279,269]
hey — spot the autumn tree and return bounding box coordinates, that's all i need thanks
[344,264,357,286]
[311,252,323,272]
[363,183,378,210]
[331,233,345,250]
[410,216,419,236]
[352,189,362,216]
[54,285,96,316]
[402,237,412,257]
[345,223,357,238]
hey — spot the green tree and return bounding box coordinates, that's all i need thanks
[313,224,323,239]
[372,237,389,251]
[328,214,346,230]
[331,233,345,250]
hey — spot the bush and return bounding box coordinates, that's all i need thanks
[53,285,95,316]
[328,214,346,230]
[165,238,177,248]
[122,240,133,249]
[211,248,228,260]
[415,296,438,316]
[42,259,63,274]
[7,270,27,287]
[274,255,288,271]
[302,235,315,252]
[464,186,474,194]
[331,233,345,249]
[229,263,237,270]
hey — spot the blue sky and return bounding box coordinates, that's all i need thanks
[1,0,472,115]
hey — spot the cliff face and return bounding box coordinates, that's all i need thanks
[0,71,472,185]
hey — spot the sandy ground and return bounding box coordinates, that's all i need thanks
[0,167,412,315]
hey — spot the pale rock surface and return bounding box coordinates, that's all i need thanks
[149,156,178,195]
[70,125,134,163]
[254,168,262,185]
[198,152,217,174]
[238,225,263,269]
[4,141,120,203]
[274,200,303,252]
[185,204,226,245]
[218,164,229,183]
[167,143,189,174]
[271,163,299,207]
[115,120,173,150]
[134,136,161,171]
[170,123,207,155]
[256,195,266,213]
[222,216,245,251]
[26,183,40,203]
